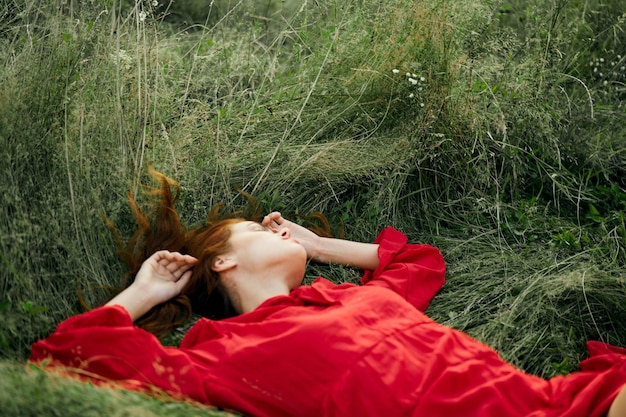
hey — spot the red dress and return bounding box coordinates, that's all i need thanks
[31,227,626,416]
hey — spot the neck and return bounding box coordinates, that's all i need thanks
[222,270,294,314]
[238,279,291,314]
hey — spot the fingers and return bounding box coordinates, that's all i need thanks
[262,211,280,225]
[154,250,197,265]
[151,250,198,280]
[262,211,286,229]
[175,269,193,290]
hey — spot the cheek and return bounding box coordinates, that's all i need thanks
[272,242,306,264]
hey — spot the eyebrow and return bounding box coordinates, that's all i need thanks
[245,222,267,230]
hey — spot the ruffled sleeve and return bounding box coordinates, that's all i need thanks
[360,227,446,311]
[580,341,626,372]
[30,305,209,404]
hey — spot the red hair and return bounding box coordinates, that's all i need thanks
[103,168,338,337]
[105,168,242,337]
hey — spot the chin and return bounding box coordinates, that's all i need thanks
[292,256,307,287]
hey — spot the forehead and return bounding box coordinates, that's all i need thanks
[229,221,259,233]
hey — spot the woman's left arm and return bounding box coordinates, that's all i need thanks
[262,212,379,270]
[309,236,379,270]
[264,213,446,310]
[360,227,446,311]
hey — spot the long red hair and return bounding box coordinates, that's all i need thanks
[103,168,339,337]
[105,168,242,337]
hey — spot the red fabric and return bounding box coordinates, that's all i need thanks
[30,227,626,416]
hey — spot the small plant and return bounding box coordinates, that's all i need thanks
[587,51,626,100]
[390,68,429,108]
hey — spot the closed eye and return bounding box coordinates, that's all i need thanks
[249,222,270,232]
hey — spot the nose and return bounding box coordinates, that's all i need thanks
[277,227,291,239]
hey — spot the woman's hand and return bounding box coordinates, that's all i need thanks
[134,250,198,305]
[106,251,197,321]
[263,211,380,270]
[262,212,321,260]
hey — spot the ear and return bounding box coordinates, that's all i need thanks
[211,255,236,272]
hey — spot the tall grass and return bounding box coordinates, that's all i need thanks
[1,0,626,414]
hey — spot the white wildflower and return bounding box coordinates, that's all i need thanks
[110,49,132,70]
[420,103,425,107]
[392,69,400,74]
[139,10,148,22]
[152,0,158,6]
[408,77,418,85]
[420,77,426,82]
[409,93,415,98]
[406,72,411,77]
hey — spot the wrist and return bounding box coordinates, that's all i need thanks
[310,236,337,264]
[129,281,161,305]
[308,236,325,262]
[106,283,157,322]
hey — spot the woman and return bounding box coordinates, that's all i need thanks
[31,172,626,417]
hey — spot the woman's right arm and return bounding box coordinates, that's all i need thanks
[29,303,210,404]
[30,251,206,403]
[105,250,197,321]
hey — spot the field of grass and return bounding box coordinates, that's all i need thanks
[1,0,626,414]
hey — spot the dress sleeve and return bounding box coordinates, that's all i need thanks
[360,227,446,311]
[29,305,209,404]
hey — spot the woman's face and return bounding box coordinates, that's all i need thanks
[224,220,307,288]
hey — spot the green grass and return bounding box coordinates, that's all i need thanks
[0,361,233,416]
[1,0,626,414]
